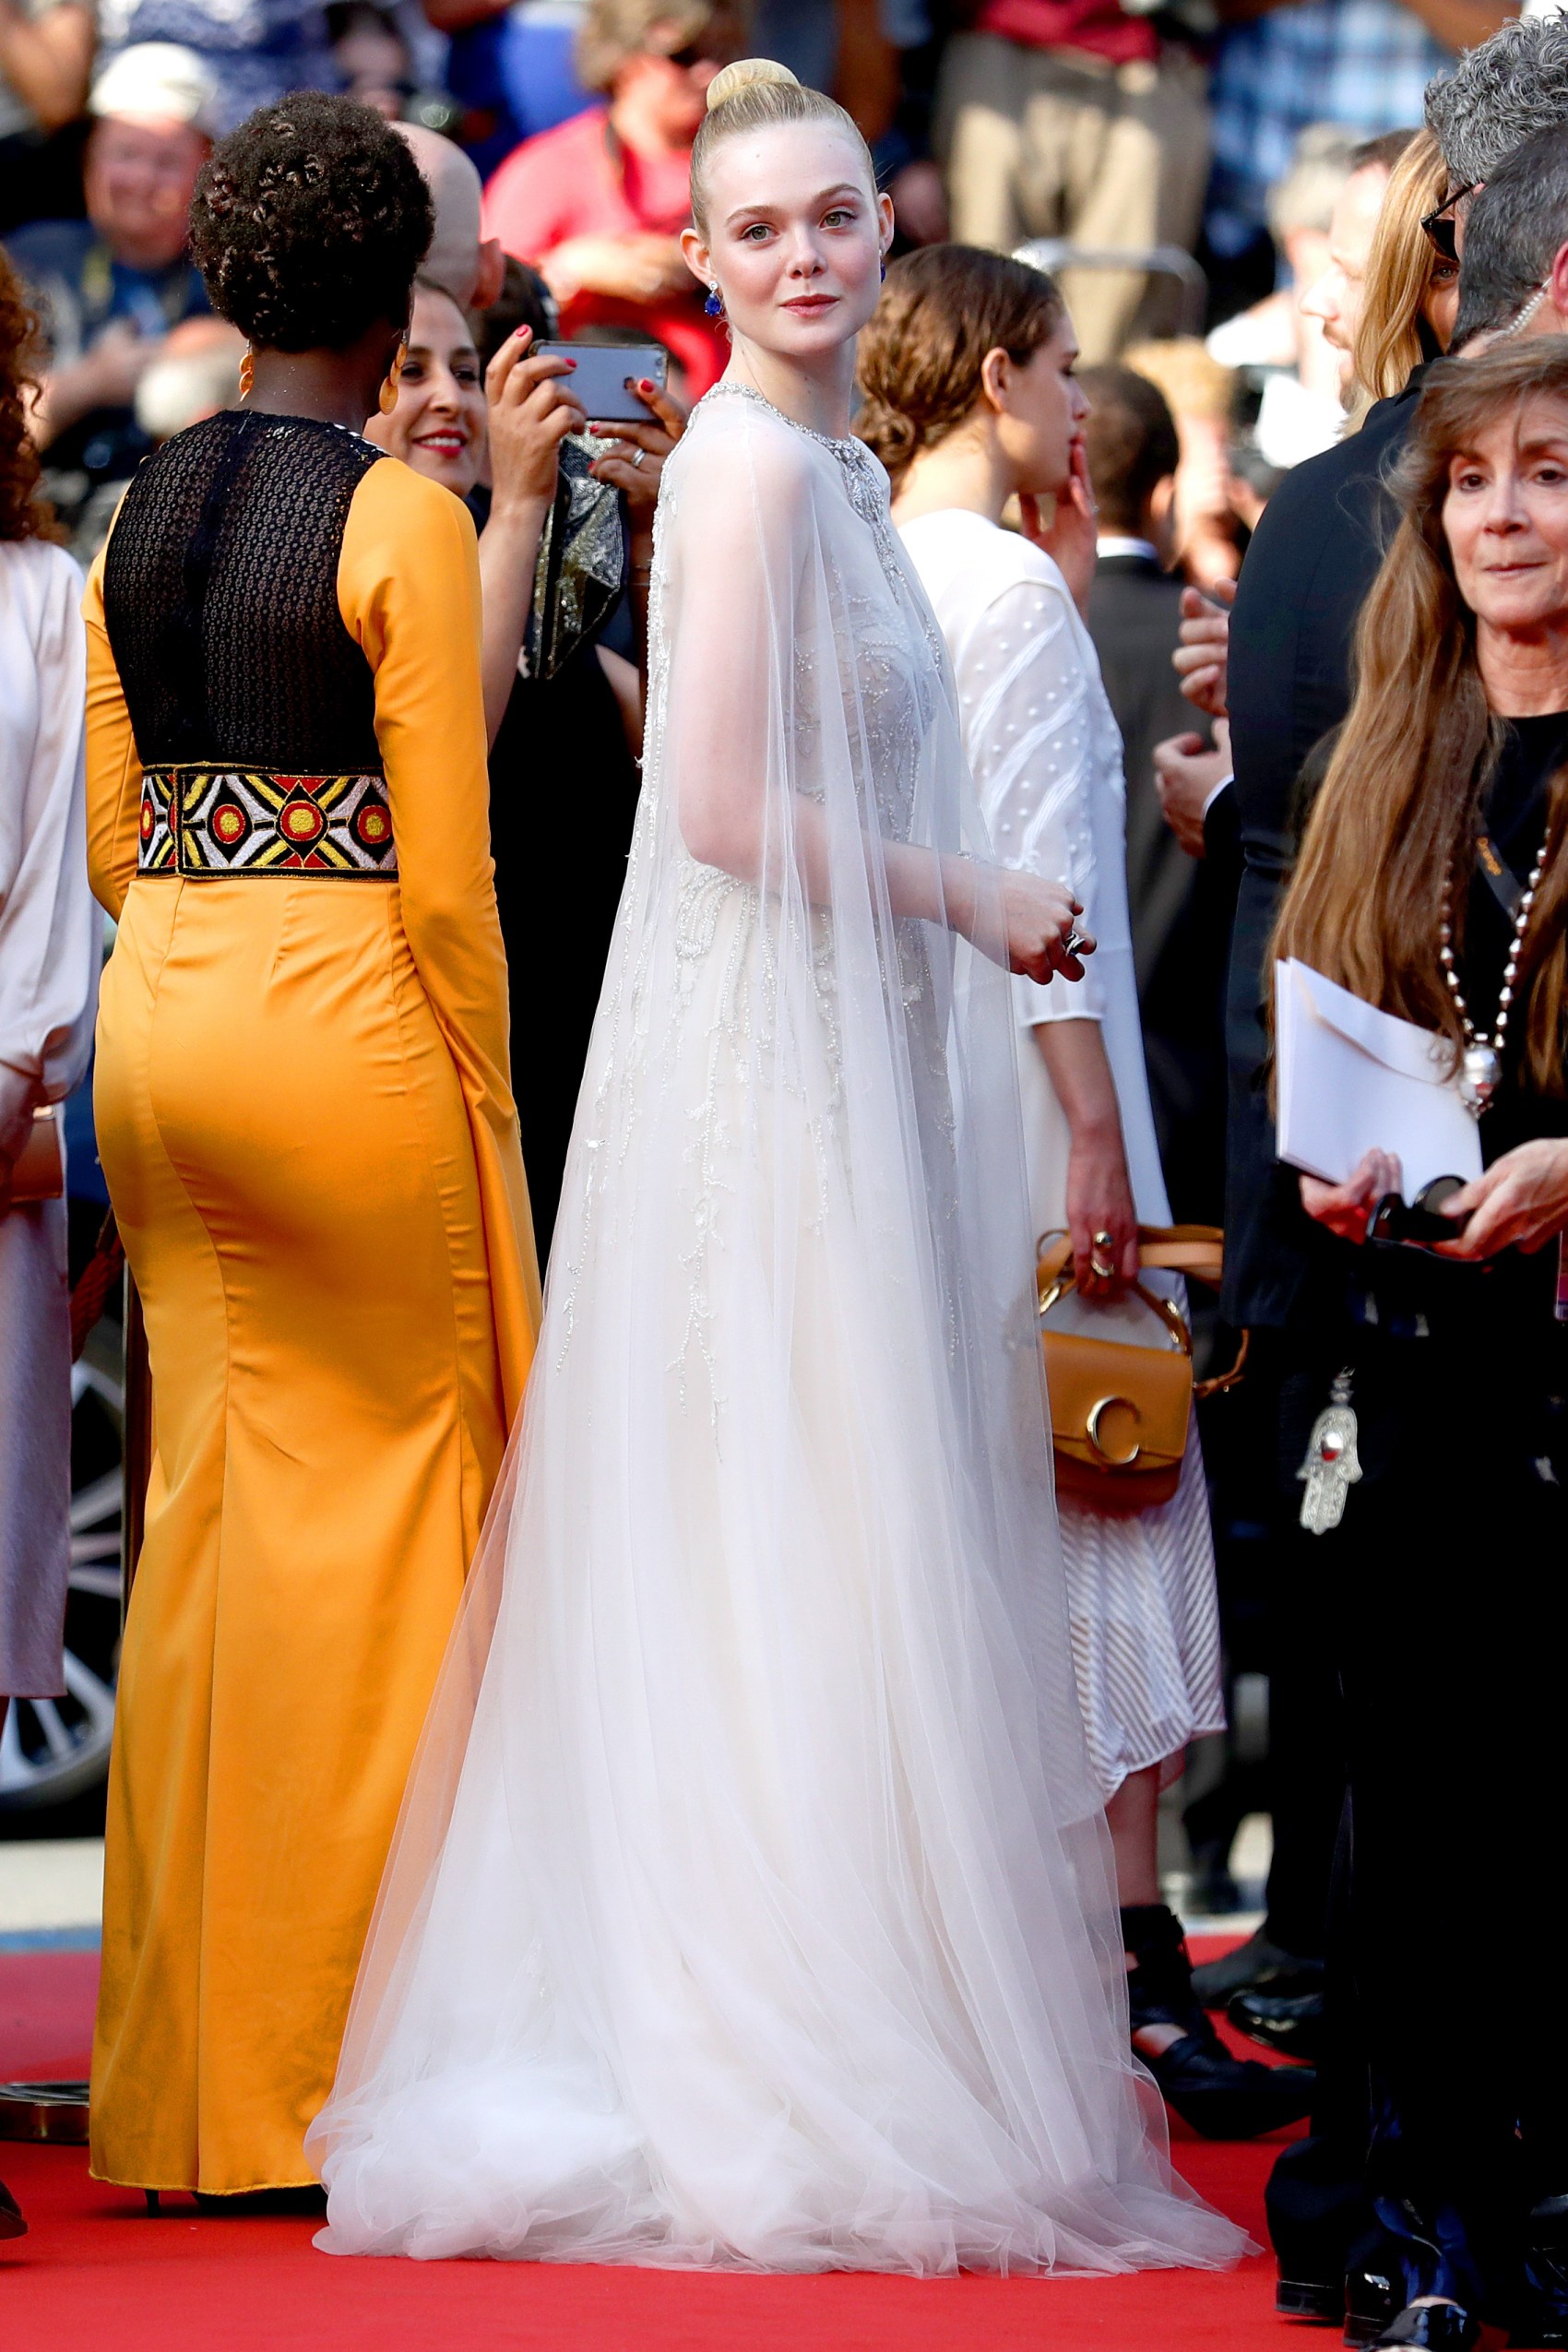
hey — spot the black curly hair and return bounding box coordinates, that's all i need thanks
[189,92,434,352]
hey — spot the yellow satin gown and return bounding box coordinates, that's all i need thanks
[83,430,541,2194]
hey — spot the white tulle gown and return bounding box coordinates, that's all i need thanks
[307,385,1245,2277]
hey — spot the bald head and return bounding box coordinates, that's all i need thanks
[395,120,501,309]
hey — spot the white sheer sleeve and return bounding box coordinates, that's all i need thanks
[0,543,98,1101]
[953,565,1107,1028]
[656,404,987,943]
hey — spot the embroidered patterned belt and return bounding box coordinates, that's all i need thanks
[137,766,398,879]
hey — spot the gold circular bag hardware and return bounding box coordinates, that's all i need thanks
[1086,1395,1143,1467]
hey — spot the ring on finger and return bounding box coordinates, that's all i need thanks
[632,446,647,469]
[1088,1230,1116,1282]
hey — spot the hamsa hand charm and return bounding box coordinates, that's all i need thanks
[1297,1370,1361,1536]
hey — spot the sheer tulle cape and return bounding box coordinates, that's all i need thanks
[306,389,1245,2276]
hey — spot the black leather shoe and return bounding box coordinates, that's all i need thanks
[1344,2261,1403,2346]
[1277,2275,1346,2324]
[1513,2192,1568,2348]
[0,2175,25,2239]
[1140,2030,1318,2139]
[1372,2306,1505,2351]
[1190,1925,1324,2008]
[1229,1984,1325,2063]
[1123,1902,1318,2140]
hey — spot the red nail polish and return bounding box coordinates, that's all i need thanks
[638,379,654,393]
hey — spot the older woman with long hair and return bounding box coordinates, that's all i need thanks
[1272,338,1568,2350]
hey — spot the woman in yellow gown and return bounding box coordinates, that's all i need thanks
[83,92,541,2200]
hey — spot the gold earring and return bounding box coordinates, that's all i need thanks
[378,338,408,416]
[239,346,254,399]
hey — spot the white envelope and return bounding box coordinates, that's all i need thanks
[1274,958,1482,1200]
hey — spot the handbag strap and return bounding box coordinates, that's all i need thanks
[1036,1251,1194,1359]
[1036,1225,1249,1389]
[1035,1223,1224,1289]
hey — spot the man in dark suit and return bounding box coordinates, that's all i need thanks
[1082,365,1230,1227]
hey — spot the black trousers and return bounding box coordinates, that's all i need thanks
[1269,1305,1568,2319]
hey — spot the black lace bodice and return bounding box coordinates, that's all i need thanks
[101,410,385,773]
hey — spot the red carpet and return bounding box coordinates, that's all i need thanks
[0,1938,1300,2349]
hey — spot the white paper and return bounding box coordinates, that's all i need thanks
[1274,958,1482,1199]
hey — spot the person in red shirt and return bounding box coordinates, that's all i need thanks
[481,0,744,396]
[934,0,1209,363]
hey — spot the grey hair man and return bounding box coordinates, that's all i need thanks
[1426,12,1568,194]
[1451,121,1568,350]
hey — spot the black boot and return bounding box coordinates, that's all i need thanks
[1122,1904,1318,2142]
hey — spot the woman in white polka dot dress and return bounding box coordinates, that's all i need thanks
[867,250,1300,2143]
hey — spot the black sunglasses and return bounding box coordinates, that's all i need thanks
[1420,183,1477,264]
[1367,1174,1470,1250]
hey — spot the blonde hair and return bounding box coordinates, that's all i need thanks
[576,0,719,95]
[1348,127,1453,418]
[1272,339,1568,1099]
[1122,336,1236,423]
[689,56,875,238]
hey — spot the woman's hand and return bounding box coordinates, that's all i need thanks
[1174,579,1234,719]
[0,1061,41,1210]
[1300,1148,1402,1243]
[587,377,687,545]
[991,870,1092,985]
[1431,1139,1568,1261]
[1066,1128,1140,1299]
[1020,438,1099,618]
[485,328,586,517]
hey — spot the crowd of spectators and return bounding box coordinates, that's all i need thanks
[0,0,1532,549]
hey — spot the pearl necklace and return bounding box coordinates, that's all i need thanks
[1438,819,1552,1114]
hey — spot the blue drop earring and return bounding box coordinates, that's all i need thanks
[880,257,886,281]
[705,286,723,317]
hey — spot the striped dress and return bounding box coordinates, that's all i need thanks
[899,507,1224,1798]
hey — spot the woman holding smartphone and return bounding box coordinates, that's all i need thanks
[371,275,683,1254]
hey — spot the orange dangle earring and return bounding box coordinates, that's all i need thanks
[239,346,254,399]
[378,339,408,416]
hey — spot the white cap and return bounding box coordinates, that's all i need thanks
[89,43,219,134]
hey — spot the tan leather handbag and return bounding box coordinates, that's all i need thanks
[1036,1225,1244,1515]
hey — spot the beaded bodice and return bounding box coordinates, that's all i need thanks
[101,410,385,774]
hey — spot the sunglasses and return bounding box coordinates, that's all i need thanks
[1366,1174,1470,1250]
[1420,182,1477,264]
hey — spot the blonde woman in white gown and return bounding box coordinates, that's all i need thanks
[872,245,1309,2142]
[308,65,1248,2271]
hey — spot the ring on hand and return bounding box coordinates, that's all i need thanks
[1089,1231,1115,1282]
[632,447,647,470]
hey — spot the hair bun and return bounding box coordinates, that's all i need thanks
[706,56,800,113]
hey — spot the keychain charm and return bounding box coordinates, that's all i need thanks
[1298,1369,1361,1535]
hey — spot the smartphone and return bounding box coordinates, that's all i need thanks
[535,342,668,423]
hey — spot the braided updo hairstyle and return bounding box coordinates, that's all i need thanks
[189,92,434,351]
[857,245,1065,488]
